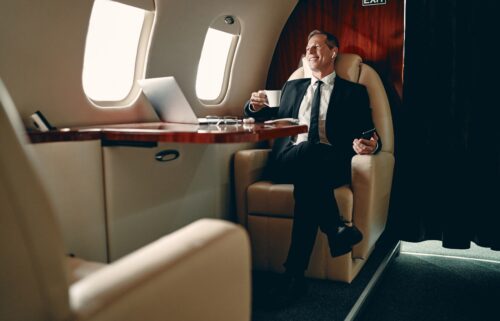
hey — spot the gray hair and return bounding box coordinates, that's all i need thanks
[308,30,340,49]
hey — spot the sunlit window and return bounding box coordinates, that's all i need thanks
[196,28,238,103]
[83,0,146,102]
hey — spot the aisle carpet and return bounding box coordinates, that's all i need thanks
[251,240,396,321]
[357,253,500,321]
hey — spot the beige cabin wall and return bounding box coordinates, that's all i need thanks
[31,140,108,262]
[103,142,254,261]
[0,0,157,128]
[30,139,255,262]
[0,0,297,127]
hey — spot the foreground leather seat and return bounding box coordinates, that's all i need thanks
[0,78,251,321]
[234,54,394,283]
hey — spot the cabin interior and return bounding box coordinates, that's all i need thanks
[1,0,499,321]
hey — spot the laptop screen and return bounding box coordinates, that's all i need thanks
[138,76,200,124]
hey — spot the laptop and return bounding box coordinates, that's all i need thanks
[138,76,219,125]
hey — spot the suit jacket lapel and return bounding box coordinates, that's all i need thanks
[327,76,346,123]
[292,80,310,118]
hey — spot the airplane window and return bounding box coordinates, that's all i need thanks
[196,17,240,104]
[82,0,147,104]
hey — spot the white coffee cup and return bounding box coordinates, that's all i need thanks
[265,90,281,107]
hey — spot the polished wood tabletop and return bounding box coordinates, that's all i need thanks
[28,121,308,144]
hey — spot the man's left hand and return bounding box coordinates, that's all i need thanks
[353,132,379,155]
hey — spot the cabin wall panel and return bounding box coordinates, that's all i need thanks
[0,0,158,128]
[103,142,253,261]
[0,0,299,127]
[148,0,298,116]
[32,140,108,262]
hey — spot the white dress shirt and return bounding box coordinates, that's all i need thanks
[295,72,336,145]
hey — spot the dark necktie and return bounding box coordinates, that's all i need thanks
[308,80,323,143]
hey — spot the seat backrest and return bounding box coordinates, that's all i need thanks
[0,79,71,321]
[288,53,394,153]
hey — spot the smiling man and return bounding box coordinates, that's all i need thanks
[244,30,381,306]
[306,31,337,78]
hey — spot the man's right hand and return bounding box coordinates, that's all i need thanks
[249,90,268,112]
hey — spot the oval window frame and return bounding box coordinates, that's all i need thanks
[195,15,241,105]
[82,0,156,108]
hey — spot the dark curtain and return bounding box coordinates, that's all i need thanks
[388,0,499,250]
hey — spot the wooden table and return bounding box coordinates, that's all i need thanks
[28,122,308,144]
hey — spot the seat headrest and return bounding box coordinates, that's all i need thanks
[286,53,394,153]
[288,53,363,82]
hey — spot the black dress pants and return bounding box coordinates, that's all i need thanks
[272,141,351,276]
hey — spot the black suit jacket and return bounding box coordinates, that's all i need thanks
[245,76,379,164]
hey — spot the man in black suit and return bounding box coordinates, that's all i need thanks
[244,30,381,305]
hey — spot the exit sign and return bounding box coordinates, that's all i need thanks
[362,0,387,6]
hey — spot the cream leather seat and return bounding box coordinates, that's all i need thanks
[234,54,394,283]
[0,78,251,321]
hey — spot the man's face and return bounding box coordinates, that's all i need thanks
[306,34,336,74]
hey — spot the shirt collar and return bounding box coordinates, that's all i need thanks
[311,71,336,86]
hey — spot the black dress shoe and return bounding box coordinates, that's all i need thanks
[328,225,363,257]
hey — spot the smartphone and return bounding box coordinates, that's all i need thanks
[361,128,376,139]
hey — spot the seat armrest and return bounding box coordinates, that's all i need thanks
[70,219,251,321]
[234,149,271,226]
[350,152,395,258]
